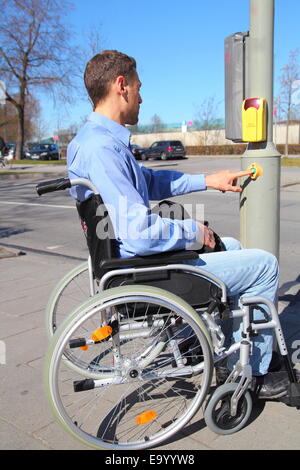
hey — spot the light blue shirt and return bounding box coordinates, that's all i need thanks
[67,112,207,258]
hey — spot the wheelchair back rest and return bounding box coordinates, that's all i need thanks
[75,194,223,309]
[76,195,119,279]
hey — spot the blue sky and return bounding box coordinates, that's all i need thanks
[42,0,300,136]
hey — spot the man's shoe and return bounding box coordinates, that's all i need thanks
[251,369,300,400]
[268,350,284,372]
[215,351,285,386]
[215,354,300,399]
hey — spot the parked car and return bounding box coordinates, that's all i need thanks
[5,142,27,160]
[26,143,60,160]
[139,140,186,161]
[3,142,15,160]
[130,144,145,159]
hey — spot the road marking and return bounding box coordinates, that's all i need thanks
[0,242,85,261]
[46,245,64,250]
[0,201,76,209]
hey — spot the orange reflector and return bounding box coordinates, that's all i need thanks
[135,410,157,425]
[80,345,89,351]
[91,325,112,342]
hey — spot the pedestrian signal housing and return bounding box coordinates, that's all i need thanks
[242,98,266,142]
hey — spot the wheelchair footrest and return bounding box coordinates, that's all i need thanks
[279,382,300,408]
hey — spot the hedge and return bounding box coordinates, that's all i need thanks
[185,144,300,155]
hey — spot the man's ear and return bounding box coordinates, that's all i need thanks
[115,75,128,100]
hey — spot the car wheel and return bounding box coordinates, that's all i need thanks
[160,152,168,161]
[141,153,147,161]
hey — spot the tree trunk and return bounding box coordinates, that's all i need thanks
[285,121,289,157]
[15,84,26,160]
[15,105,25,160]
[285,105,291,158]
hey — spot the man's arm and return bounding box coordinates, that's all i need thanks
[140,166,253,200]
[140,166,206,200]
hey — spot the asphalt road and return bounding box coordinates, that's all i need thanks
[0,156,299,285]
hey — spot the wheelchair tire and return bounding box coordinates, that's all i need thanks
[204,382,252,435]
[45,285,214,450]
[45,261,94,339]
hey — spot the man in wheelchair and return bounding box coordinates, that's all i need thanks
[67,49,298,401]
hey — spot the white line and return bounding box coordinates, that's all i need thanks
[0,201,76,209]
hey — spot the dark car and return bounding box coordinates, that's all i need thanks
[130,144,145,159]
[27,143,60,160]
[139,140,186,161]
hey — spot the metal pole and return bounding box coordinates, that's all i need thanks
[240,0,281,259]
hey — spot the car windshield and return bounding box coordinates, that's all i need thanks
[170,141,183,147]
[31,144,52,151]
[30,145,42,151]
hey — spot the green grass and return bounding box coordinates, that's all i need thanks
[0,171,37,176]
[10,159,66,165]
[280,157,300,166]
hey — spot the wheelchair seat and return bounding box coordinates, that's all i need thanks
[76,194,223,308]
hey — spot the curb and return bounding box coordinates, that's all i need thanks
[0,246,26,259]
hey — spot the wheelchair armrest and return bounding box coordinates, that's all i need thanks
[100,249,199,270]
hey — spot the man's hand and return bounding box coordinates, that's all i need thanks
[205,169,254,193]
[195,221,216,249]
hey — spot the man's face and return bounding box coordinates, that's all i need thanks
[124,72,142,126]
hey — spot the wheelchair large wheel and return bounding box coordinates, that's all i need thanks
[204,382,252,435]
[45,261,95,339]
[45,285,213,450]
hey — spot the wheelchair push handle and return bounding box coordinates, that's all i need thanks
[36,177,99,196]
[36,177,71,196]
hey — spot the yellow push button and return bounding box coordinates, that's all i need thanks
[247,162,263,180]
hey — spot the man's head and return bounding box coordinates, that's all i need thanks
[84,50,142,126]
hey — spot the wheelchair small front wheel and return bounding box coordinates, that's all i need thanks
[204,382,252,435]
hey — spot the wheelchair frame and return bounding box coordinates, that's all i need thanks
[37,177,300,450]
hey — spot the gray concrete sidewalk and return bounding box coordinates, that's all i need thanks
[0,247,299,450]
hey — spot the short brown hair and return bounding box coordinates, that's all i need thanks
[84,50,137,107]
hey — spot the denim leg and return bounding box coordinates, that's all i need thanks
[221,236,242,251]
[186,241,279,375]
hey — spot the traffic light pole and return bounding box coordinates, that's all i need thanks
[240,0,281,259]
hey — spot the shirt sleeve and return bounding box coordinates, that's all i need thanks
[85,146,201,257]
[140,165,206,200]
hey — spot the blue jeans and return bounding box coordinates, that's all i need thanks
[186,237,279,375]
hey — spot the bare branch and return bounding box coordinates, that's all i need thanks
[0,0,81,158]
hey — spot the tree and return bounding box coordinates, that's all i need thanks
[277,49,300,156]
[0,93,40,143]
[150,114,165,133]
[0,0,80,159]
[194,96,222,145]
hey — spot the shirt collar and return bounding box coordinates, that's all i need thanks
[87,112,131,147]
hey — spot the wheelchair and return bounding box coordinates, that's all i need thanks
[37,177,300,450]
